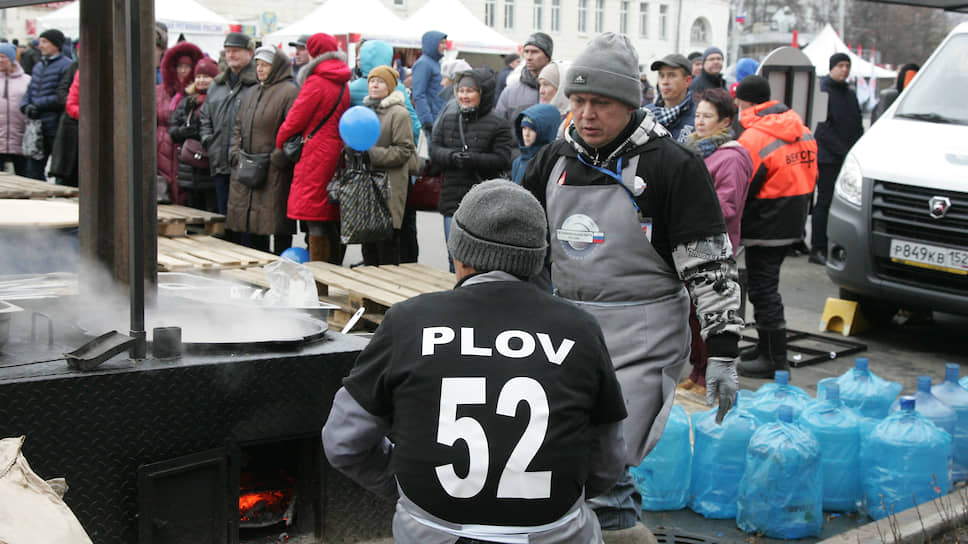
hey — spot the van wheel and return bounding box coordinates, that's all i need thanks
[839,288,899,326]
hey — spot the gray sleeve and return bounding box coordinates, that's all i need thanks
[672,233,744,354]
[585,421,628,499]
[321,387,399,502]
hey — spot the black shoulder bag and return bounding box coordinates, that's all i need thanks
[282,84,346,164]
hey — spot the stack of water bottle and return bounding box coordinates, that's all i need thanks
[630,360,968,539]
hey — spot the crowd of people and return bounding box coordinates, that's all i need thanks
[0,23,914,542]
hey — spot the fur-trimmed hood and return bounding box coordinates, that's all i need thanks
[363,89,406,110]
[297,50,349,87]
[160,41,204,96]
[214,59,258,86]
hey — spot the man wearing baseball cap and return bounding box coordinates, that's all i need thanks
[494,32,553,121]
[644,53,696,143]
[287,34,311,80]
[522,33,743,542]
[199,32,257,214]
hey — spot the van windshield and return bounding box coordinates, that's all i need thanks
[895,34,968,125]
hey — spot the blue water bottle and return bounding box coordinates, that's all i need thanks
[932,364,968,482]
[631,404,691,510]
[798,383,862,512]
[836,358,903,419]
[689,392,759,519]
[861,396,952,520]
[748,371,812,424]
[890,376,956,436]
[737,405,823,539]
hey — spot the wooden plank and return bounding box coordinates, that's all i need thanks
[157,221,186,237]
[354,266,449,295]
[303,262,408,307]
[160,237,247,267]
[380,265,455,290]
[308,261,425,299]
[398,263,456,284]
[157,253,200,271]
[186,235,277,264]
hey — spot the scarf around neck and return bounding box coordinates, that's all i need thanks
[685,126,733,158]
[652,90,693,130]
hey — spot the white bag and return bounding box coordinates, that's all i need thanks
[22,119,45,161]
[416,127,431,161]
[0,436,93,544]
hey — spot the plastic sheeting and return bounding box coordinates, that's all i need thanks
[631,404,691,511]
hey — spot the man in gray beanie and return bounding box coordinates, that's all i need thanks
[523,32,743,543]
[494,32,553,121]
[323,179,628,543]
[689,45,727,96]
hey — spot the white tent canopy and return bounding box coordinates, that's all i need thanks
[802,24,896,79]
[264,0,416,49]
[404,0,518,55]
[37,0,232,57]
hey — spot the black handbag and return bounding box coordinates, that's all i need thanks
[337,153,393,244]
[237,149,271,188]
[283,85,345,163]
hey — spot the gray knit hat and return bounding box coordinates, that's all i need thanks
[564,33,640,108]
[447,180,548,277]
[254,45,276,65]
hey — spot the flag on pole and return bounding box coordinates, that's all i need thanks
[735,14,746,24]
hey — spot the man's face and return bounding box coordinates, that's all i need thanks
[38,37,58,57]
[703,53,724,75]
[656,66,691,104]
[522,45,550,75]
[294,46,309,65]
[437,39,447,55]
[509,58,521,70]
[224,46,253,73]
[830,60,851,82]
[569,92,634,149]
[691,58,702,77]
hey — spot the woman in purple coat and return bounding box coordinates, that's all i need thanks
[679,88,753,397]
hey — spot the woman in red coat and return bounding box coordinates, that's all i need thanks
[275,33,350,264]
[157,41,204,204]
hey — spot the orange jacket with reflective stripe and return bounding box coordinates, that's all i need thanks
[737,101,818,245]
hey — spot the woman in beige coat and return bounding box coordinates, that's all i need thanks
[227,46,300,254]
[356,65,416,265]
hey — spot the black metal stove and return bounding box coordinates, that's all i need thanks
[0,302,393,543]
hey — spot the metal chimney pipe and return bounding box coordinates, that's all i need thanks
[126,0,146,359]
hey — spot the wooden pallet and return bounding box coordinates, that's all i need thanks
[157,235,276,272]
[157,204,226,236]
[0,173,78,199]
[222,262,455,332]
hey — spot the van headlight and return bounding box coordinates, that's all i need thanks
[833,154,864,207]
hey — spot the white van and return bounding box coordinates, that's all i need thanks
[825,21,968,320]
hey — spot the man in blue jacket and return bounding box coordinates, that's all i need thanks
[411,30,446,135]
[19,28,72,180]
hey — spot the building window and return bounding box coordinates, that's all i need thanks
[533,0,544,30]
[485,0,496,26]
[578,0,587,33]
[394,0,404,5]
[659,4,668,40]
[594,0,604,32]
[638,2,648,38]
[551,0,561,31]
[620,1,629,34]
[504,0,515,30]
[690,17,710,44]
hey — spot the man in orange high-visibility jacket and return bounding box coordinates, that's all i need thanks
[734,75,817,379]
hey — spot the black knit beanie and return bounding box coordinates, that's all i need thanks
[735,75,771,104]
[39,29,65,50]
[829,52,851,70]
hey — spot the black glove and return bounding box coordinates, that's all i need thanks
[451,151,470,169]
[24,104,40,119]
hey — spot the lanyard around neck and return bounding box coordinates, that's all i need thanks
[576,154,641,213]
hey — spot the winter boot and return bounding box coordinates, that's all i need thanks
[740,331,767,361]
[737,328,789,379]
[307,235,331,262]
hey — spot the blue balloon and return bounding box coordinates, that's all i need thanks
[339,105,381,151]
[280,247,310,263]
